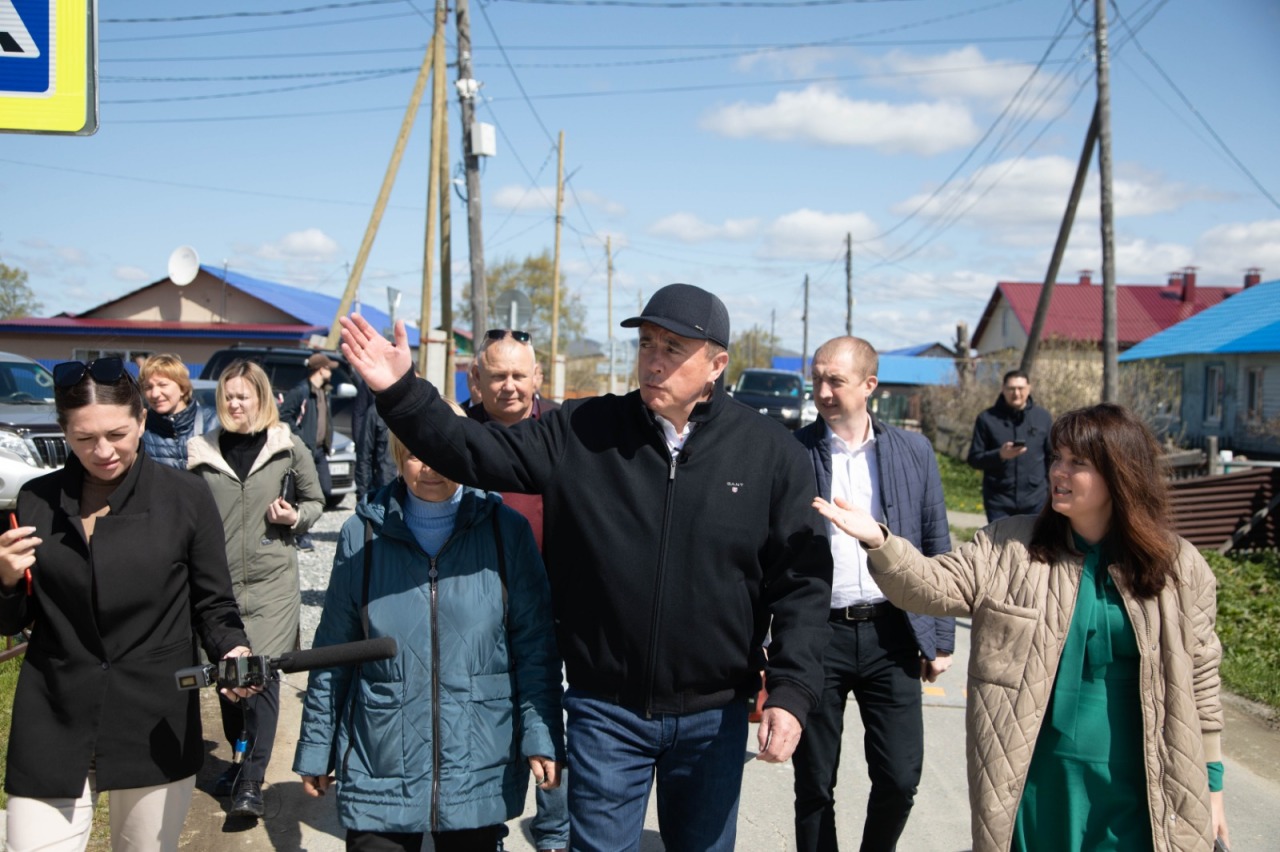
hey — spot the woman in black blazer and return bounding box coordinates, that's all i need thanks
[0,357,252,851]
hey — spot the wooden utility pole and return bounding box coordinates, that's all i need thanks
[845,233,853,335]
[434,0,454,397]
[417,3,446,380]
[606,235,615,395]
[1021,103,1101,378]
[325,40,435,348]
[1094,0,1118,402]
[456,0,487,338]
[801,274,810,379]
[550,131,565,374]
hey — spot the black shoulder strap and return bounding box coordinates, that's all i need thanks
[361,518,374,640]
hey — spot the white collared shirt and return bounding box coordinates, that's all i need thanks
[827,423,886,607]
[654,413,694,457]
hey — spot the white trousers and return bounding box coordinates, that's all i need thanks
[5,772,195,852]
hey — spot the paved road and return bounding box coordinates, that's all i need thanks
[175,504,1280,850]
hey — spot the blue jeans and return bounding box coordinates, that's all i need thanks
[532,773,570,849]
[564,689,748,852]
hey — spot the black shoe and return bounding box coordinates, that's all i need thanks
[230,780,265,818]
[213,766,238,797]
[295,533,314,551]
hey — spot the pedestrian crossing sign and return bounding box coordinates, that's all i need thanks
[0,0,96,135]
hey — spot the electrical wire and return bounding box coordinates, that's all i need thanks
[102,1,406,24]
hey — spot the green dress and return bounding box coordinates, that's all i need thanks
[1012,539,1154,852]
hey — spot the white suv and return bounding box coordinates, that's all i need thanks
[0,352,67,512]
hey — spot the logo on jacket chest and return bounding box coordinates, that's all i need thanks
[726,481,744,494]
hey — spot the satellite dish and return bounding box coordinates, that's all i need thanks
[167,246,200,286]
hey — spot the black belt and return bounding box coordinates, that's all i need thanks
[829,601,895,622]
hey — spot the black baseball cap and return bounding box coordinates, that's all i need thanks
[621,283,730,348]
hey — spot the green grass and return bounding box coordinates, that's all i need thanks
[0,653,19,808]
[1203,550,1280,710]
[937,451,984,515]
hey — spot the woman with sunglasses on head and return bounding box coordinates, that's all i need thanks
[0,356,253,852]
[186,358,325,819]
[814,403,1229,852]
[139,353,218,470]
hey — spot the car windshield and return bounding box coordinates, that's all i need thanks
[0,359,56,404]
[737,372,803,398]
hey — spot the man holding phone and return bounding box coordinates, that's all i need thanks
[967,369,1053,522]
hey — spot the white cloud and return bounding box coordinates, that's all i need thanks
[701,85,980,155]
[870,47,1066,116]
[648,213,761,243]
[113,265,151,283]
[734,46,842,77]
[759,208,882,260]
[574,189,627,218]
[1195,219,1280,280]
[251,228,340,262]
[492,184,558,213]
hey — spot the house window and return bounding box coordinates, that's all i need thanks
[1204,365,1225,422]
[1157,366,1182,421]
[1246,367,1265,423]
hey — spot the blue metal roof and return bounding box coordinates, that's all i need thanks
[771,354,956,385]
[214,265,421,348]
[1118,280,1280,361]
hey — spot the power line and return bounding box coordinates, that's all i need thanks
[100,11,420,43]
[102,1,405,24]
[496,0,927,7]
[102,69,409,104]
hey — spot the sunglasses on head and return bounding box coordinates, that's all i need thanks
[484,329,531,344]
[53,356,131,389]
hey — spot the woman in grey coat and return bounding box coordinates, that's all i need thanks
[188,359,324,819]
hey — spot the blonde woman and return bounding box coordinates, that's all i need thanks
[139,353,217,469]
[187,359,324,818]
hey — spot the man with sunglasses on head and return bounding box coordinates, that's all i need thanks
[340,283,832,852]
[466,327,567,852]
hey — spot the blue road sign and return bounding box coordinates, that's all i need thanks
[0,0,50,95]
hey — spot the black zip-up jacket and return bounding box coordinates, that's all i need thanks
[967,393,1053,517]
[376,372,833,724]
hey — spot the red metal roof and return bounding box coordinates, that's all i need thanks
[973,279,1240,348]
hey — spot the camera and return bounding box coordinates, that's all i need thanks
[175,655,272,691]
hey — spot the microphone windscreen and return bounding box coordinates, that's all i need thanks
[274,637,399,674]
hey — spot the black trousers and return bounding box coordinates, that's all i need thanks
[217,678,281,784]
[345,826,501,852]
[792,611,924,852]
[312,445,333,503]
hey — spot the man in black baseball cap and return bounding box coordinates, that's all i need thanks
[339,284,832,851]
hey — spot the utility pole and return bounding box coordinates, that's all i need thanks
[550,131,565,379]
[801,274,810,380]
[845,232,853,335]
[434,0,454,398]
[1094,0,1118,402]
[606,235,615,395]
[456,0,487,339]
[324,39,435,348]
[1021,103,1100,378]
[417,1,446,380]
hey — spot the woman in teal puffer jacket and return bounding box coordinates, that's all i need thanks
[294,412,564,852]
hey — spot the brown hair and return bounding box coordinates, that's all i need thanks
[139,353,194,405]
[215,359,280,433]
[1029,403,1178,597]
[813,336,878,379]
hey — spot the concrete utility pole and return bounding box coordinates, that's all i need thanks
[1021,103,1101,378]
[433,0,454,398]
[417,1,446,380]
[324,40,436,348]
[606,235,615,395]
[845,232,853,335]
[550,131,565,375]
[801,274,810,379]
[456,0,487,339]
[1094,0,1118,402]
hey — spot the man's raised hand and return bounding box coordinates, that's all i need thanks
[339,314,413,392]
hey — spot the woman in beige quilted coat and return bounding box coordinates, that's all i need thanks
[815,403,1229,852]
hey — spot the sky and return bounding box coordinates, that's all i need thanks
[3,0,1279,358]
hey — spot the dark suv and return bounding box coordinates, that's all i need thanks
[728,368,808,430]
[199,346,360,504]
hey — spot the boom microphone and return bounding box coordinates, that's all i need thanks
[175,637,399,691]
[274,637,399,674]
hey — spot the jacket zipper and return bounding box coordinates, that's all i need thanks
[642,451,681,719]
[429,551,442,831]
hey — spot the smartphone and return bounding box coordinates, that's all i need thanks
[1011,441,1026,448]
[1214,838,1230,852]
[279,469,297,506]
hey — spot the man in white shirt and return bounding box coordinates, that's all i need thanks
[793,336,955,852]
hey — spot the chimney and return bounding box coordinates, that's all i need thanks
[1181,266,1197,302]
[1078,269,1092,286]
[1245,267,1263,288]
